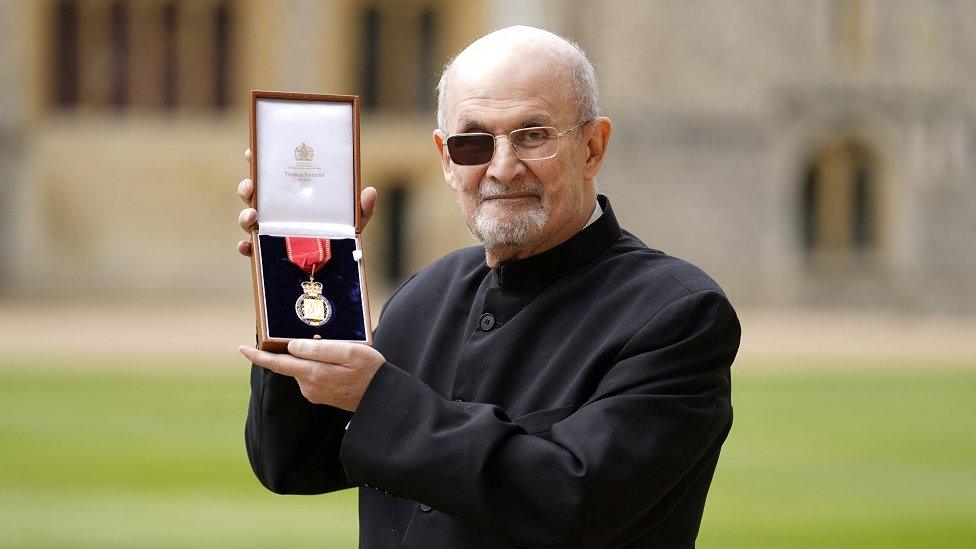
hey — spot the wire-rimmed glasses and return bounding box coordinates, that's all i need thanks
[445,121,590,166]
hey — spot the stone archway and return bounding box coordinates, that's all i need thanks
[800,139,878,269]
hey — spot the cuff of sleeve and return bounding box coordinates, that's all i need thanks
[339,362,440,496]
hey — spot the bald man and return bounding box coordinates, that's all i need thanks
[238,26,740,548]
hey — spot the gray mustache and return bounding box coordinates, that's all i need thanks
[476,179,544,200]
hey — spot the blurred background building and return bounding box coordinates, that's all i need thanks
[1,3,973,546]
[1,0,974,314]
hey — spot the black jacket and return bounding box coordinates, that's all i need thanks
[245,196,741,548]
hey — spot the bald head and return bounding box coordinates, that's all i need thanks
[436,26,600,131]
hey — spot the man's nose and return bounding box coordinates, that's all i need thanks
[485,137,526,184]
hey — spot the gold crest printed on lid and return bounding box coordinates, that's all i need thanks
[294,142,314,162]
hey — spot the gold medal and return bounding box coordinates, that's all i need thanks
[295,278,333,326]
[285,236,334,327]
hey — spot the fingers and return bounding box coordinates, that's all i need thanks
[360,186,377,228]
[238,148,256,256]
[239,208,257,233]
[288,339,361,366]
[238,178,254,207]
[239,345,316,379]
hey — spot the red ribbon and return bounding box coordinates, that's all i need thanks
[284,237,332,275]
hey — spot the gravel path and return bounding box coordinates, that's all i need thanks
[1,298,974,371]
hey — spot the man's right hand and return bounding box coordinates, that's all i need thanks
[236,147,378,257]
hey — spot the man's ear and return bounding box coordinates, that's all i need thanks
[582,117,612,182]
[432,129,458,190]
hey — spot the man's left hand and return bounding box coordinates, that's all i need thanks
[239,340,386,411]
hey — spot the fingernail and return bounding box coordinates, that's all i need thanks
[287,339,307,355]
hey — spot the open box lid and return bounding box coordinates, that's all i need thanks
[250,91,361,238]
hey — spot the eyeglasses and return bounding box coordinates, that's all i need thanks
[444,121,590,166]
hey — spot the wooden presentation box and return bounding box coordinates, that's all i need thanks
[249,90,373,351]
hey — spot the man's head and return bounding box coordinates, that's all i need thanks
[433,26,612,266]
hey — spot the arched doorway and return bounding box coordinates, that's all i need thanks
[800,140,878,269]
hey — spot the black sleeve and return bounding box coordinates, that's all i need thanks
[244,364,353,494]
[339,290,739,547]
[243,274,420,495]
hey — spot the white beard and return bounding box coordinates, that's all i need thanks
[467,178,549,250]
[472,205,548,250]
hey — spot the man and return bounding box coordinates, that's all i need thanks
[236,26,739,548]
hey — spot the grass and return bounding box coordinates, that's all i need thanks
[0,359,974,548]
[0,365,358,548]
[699,365,976,548]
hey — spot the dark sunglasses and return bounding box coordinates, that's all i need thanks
[445,121,589,166]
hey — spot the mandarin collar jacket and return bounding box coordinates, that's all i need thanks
[246,196,741,548]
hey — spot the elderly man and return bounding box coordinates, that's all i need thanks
[237,26,739,548]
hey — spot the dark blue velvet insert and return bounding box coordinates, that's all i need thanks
[259,235,367,341]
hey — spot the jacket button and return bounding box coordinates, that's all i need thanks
[479,313,495,331]
[419,503,432,512]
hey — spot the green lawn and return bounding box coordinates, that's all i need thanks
[1,359,974,548]
[699,365,976,548]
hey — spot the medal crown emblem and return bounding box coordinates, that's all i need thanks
[295,142,314,162]
[301,280,323,295]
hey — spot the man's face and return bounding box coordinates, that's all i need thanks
[436,55,589,253]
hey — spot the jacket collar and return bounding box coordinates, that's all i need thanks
[495,195,621,289]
